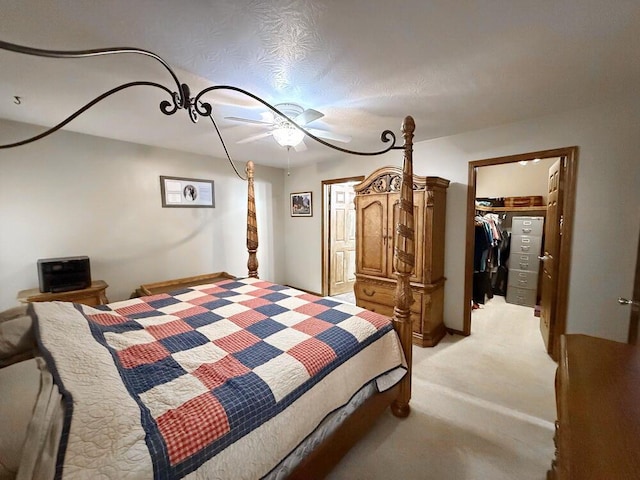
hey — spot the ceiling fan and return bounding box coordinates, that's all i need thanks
[224,103,351,151]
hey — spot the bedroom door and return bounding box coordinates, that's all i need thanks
[539,158,563,352]
[329,183,357,295]
[620,227,640,344]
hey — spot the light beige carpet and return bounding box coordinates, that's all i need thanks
[327,296,558,480]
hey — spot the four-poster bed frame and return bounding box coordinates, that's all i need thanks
[0,40,418,478]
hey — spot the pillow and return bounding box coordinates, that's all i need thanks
[0,358,40,480]
[0,306,28,324]
[0,307,35,367]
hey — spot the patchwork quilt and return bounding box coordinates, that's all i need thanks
[31,278,405,480]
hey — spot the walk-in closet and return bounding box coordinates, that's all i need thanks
[471,158,558,340]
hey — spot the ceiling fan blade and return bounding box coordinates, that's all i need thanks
[293,140,308,152]
[224,116,274,126]
[236,131,273,144]
[293,108,324,126]
[307,128,352,143]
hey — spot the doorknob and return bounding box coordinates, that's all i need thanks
[538,255,550,261]
[618,297,640,306]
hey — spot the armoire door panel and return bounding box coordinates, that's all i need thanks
[356,195,387,277]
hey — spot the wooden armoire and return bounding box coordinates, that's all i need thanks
[353,166,450,347]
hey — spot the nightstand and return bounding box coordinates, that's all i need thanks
[17,280,109,306]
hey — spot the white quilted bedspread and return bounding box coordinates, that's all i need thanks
[31,280,404,480]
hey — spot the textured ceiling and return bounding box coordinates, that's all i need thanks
[0,0,639,168]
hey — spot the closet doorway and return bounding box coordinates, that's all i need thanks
[321,176,364,298]
[463,147,577,360]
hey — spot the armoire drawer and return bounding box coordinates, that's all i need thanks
[506,286,537,307]
[507,268,538,289]
[355,281,422,312]
[510,234,542,255]
[511,253,540,272]
[356,298,423,333]
[512,217,544,236]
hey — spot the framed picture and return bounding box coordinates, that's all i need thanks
[290,191,313,217]
[160,176,215,208]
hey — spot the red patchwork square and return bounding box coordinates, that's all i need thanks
[173,305,210,319]
[87,312,128,326]
[228,308,268,328]
[288,338,337,376]
[239,298,272,310]
[118,341,170,368]
[244,287,274,298]
[213,330,260,354]
[297,292,321,302]
[188,294,218,306]
[249,281,276,289]
[199,286,227,296]
[356,309,391,329]
[146,319,193,340]
[114,302,156,316]
[292,318,333,336]
[294,302,329,317]
[156,392,230,465]
[193,356,251,390]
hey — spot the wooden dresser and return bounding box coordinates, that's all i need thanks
[17,280,109,306]
[353,166,449,347]
[550,334,640,479]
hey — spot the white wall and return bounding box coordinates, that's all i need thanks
[284,96,640,343]
[476,157,557,202]
[0,120,285,310]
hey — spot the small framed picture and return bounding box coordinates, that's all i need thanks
[290,191,312,217]
[160,176,215,208]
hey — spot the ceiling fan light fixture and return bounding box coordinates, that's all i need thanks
[272,123,305,147]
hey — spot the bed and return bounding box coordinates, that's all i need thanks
[0,41,419,480]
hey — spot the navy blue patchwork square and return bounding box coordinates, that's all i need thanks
[99,321,145,335]
[183,311,224,329]
[125,309,166,320]
[266,284,289,292]
[234,341,283,369]
[213,372,277,432]
[121,356,187,395]
[315,297,342,308]
[246,319,286,339]
[201,298,233,311]
[159,330,210,354]
[146,296,182,309]
[316,326,359,358]
[216,281,246,291]
[262,292,289,303]
[254,303,289,318]
[315,308,352,325]
[212,290,244,299]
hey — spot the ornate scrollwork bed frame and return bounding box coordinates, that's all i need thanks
[0,40,417,476]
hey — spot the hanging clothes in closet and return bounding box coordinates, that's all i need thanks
[472,213,508,307]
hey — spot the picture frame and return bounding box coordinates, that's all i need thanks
[290,191,313,217]
[160,176,215,208]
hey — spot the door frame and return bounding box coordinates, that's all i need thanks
[321,176,364,296]
[462,146,578,360]
[628,228,640,344]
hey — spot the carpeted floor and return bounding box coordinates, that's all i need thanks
[326,295,557,480]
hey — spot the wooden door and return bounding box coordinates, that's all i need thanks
[356,193,389,278]
[540,158,563,351]
[329,184,356,295]
[626,228,640,344]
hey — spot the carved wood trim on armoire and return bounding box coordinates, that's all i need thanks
[354,166,450,347]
